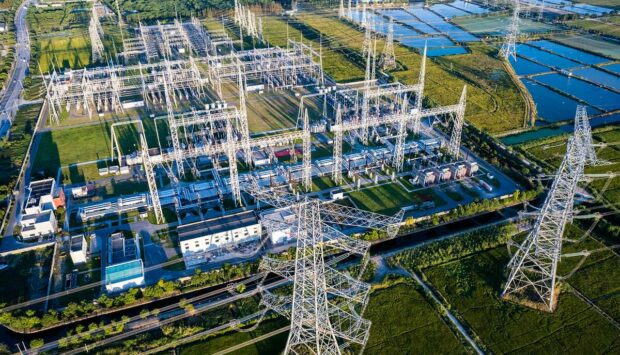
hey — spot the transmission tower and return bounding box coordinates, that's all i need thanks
[500,0,520,61]
[89,3,105,63]
[538,0,545,21]
[447,86,467,160]
[502,106,598,312]
[339,0,345,18]
[246,181,403,354]
[380,18,397,71]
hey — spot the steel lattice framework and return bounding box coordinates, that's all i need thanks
[502,106,598,312]
[500,0,520,61]
[89,2,105,63]
[380,18,397,71]
[244,179,402,354]
[206,40,324,97]
[44,59,205,123]
[233,0,263,42]
[330,48,467,181]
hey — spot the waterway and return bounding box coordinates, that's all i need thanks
[533,74,620,111]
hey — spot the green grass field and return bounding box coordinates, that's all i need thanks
[296,14,527,134]
[423,243,620,353]
[34,123,112,176]
[566,16,620,39]
[347,182,444,214]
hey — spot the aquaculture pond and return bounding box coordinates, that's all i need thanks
[571,67,620,92]
[534,74,620,111]
[509,57,549,76]
[408,7,478,42]
[351,9,468,57]
[449,0,490,15]
[522,79,601,123]
[527,40,609,65]
[516,44,581,70]
[603,63,620,75]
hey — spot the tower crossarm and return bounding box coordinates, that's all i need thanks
[259,288,293,318]
[319,203,404,237]
[327,305,372,346]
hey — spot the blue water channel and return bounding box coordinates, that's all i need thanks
[534,73,620,111]
[571,67,620,92]
[527,40,609,65]
[522,78,601,123]
[516,44,582,69]
[379,9,440,34]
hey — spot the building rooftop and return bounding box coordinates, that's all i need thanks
[108,233,138,265]
[26,178,55,209]
[105,259,143,285]
[70,235,84,252]
[178,211,258,242]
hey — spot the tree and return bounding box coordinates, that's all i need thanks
[29,339,44,349]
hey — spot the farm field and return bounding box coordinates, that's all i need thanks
[422,234,620,354]
[363,282,465,354]
[179,281,465,354]
[575,0,620,10]
[296,14,527,134]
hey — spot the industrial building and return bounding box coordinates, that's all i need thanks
[261,208,296,245]
[105,233,145,292]
[178,211,262,267]
[19,178,64,240]
[70,235,89,264]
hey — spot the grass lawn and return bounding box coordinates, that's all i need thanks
[423,239,620,353]
[364,282,465,354]
[296,14,527,134]
[348,182,444,214]
[34,123,112,176]
[0,246,54,305]
[312,175,337,191]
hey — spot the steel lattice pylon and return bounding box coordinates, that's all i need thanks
[502,106,598,312]
[245,180,402,354]
[380,18,397,71]
[500,0,520,61]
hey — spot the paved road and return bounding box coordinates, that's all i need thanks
[0,0,31,135]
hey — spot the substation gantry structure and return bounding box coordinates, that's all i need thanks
[244,178,403,354]
[502,106,599,312]
[329,46,467,184]
[233,0,264,42]
[89,2,106,63]
[42,57,205,124]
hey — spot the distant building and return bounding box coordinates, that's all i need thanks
[20,210,57,240]
[71,184,96,199]
[178,211,261,267]
[0,22,6,33]
[330,189,345,201]
[465,161,479,176]
[70,235,88,264]
[451,163,467,180]
[105,233,144,292]
[261,208,296,245]
[419,170,436,186]
[19,178,64,240]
